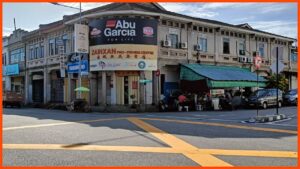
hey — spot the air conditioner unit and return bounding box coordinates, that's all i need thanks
[194,44,202,51]
[238,56,247,63]
[247,57,253,63]
[163,40,171,47]
[180,42,188,49]
[239,50,245,56]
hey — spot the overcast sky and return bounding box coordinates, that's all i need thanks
[3,2,298,39]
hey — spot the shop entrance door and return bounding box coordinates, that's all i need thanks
[51,79,64,103]
[32,79,44,103]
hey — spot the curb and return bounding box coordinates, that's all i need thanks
[248,114,287,123]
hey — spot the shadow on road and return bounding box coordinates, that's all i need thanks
[3,107,297,140]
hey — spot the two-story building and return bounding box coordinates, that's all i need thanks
[9,3,297,110]
[3,29,28,95]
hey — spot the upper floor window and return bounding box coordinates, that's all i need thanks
[223,38,230,54]
[40,44,44,58]
[29,46,34,60]
[169,34,178,48]
[62,34,68,54]
[2,53,6,65]
[34,44,39,59]
[49,39,55,55]
[239,41,246,55]
[55,37,60,55]
[199,38,207,52]
[10,48,25,64]
[291,53,297,62]
[258,43,265,57]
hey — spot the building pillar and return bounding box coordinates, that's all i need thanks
[89,73,97,106]
[5,76,11,91]
[43,68,51,104]
[101,71,106,106]
[139,71,145,111]
[67,74,71,103]
[152,71,159,105]
[111,72,117,105]
[25,71,32,104]
[97,72,102,105]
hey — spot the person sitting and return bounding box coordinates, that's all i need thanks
[178,94,187,111]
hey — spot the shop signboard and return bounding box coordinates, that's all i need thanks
[89,18,158,71]
[67,60,89,73]
[90,44,157,71]
[74,24,89,54]
[3,64,19,76]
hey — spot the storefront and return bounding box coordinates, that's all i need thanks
[88,17,158,106]
[180,64,266,92]
[3,64,24,93]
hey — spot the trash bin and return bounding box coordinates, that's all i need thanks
[212,98,220,110]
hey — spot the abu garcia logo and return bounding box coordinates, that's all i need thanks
[104,20,136,37]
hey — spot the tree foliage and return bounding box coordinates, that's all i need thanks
[266,74,289,92]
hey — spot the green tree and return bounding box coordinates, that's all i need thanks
[266,74,289,92]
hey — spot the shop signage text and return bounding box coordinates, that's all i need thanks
[67,60,89,73]
[3,64,19,76]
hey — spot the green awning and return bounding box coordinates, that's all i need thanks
[180,64,266,88]
[208,80,266,88]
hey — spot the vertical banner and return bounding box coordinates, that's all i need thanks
[74,24,89,54]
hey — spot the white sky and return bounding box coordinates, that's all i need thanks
[3,2,298,39]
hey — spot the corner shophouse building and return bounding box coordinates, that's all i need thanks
[7,3,297,109]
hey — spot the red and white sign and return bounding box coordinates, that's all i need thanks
[143,27,154,36]
[254,55,262,69]
[155,69,160,76]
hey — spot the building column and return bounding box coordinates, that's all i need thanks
[111,72,117,105]
[43,68,51,104]
[25,71,32,104]
[101,71,106,106]
[139,71,145,111]
[67,74,71,103]
[152,71,159,105]
[89,73,97,106]
[5,76,11,91]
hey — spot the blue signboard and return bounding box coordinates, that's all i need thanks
[67,60,89,73]
[3,64,19,76]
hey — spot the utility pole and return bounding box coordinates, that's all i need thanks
[276,47,279,115]
[78,2,82,98]
[49,2,83,98]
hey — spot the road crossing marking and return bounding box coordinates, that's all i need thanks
[127,117,232,167]
[3,117,125,131]
[139,117,297,134]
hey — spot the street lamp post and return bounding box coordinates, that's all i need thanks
[50,2,83,98]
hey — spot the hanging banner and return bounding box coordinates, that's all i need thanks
[89,18,158,71]
[74,24,89,53]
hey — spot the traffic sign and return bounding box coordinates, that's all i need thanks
[139,79,152,83]
[270,60,285,74]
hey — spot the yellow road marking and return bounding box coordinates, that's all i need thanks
[4,143,297,159]
[199,149,297,158]
[3,144,176,153]
[3,117,125,131]
[139,117,297,134]
[127,117,232,167]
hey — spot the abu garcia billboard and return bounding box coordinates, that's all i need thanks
[89,18,158,71]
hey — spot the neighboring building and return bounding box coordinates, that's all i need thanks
[2,36,9,91]
[3,29,28,95]
[6,3,297,110]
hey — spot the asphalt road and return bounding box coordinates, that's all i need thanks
[3,106,298,166]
